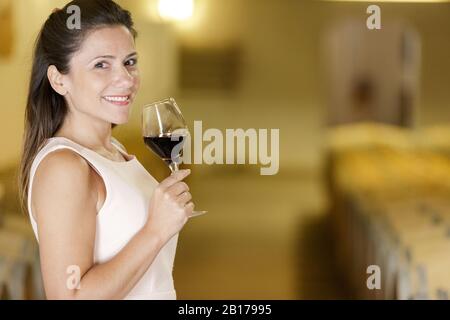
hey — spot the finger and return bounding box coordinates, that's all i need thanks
[159,169,190,190]
[177,191,192,205]
[167,181,189,196]
[185,201,195,214]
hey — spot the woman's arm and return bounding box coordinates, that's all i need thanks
[32,149,192,299]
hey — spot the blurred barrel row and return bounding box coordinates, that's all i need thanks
[0,212,44,299]
[0,180,44,299]
[327,123,450,300]
[0,202,44,300]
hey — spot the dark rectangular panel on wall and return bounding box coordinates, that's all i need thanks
[178,45,242,92]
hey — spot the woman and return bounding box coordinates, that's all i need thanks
[19,0,194,300]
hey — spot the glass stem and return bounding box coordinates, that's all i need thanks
[169,162,179,173]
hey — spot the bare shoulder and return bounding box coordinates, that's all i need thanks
[32,148,97,220]
[34,148,92,185]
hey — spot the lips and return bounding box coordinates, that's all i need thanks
[103,95,131,106]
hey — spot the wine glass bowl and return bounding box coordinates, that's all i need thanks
[142,98,207,217]
[142,98,185,137]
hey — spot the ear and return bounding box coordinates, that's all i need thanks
[47,65,67,96]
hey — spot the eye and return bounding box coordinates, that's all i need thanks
[94,61,108,69]
[125,58,138,67]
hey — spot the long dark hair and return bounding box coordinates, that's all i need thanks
[19,0,137,214]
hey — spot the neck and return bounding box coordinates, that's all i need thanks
[55,111,113,150]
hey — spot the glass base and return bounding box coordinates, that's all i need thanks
[189,210,207,218]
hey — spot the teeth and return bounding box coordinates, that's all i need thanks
[104,96,129,102]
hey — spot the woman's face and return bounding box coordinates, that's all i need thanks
[63,25,140,125]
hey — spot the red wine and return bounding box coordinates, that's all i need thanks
[144,134,185,165]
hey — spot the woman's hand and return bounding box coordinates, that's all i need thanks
[144,169,194,243]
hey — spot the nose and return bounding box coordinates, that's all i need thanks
[112,65,136,89]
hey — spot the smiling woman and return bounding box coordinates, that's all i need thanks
[18,0,195,300]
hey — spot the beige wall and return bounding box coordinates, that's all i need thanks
[1,0,450,170]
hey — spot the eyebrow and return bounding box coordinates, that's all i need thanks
[90,52,138,63]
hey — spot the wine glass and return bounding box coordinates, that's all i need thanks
[142,97,207,217]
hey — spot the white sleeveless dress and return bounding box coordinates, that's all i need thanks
[27,137,179,300]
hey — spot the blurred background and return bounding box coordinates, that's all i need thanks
[0,0,450,299]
